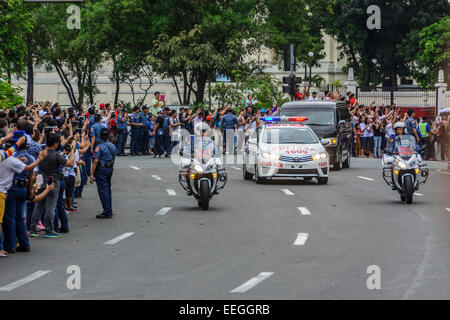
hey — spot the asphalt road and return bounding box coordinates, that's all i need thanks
[0,156,449,299]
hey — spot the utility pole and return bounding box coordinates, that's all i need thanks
[289,44,295,101]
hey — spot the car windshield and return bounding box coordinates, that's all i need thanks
[262,127,319,144]
[394,135,416,159]
[279,108,335,125]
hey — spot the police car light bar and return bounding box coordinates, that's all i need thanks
[260,116,308,122]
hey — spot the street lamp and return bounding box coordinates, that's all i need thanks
[308,52,314,86]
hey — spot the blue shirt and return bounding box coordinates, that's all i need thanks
[130,113,140,127]
[93,141,116,164]
[406,117,417,137]
[221,113,239,129]
[117,113,128,129]
[90,122,107,143]
[139,112,149,124]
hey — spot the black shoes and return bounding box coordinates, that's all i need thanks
[59,227,70,233]
[96,213,112,219]
[3,248,16,254]
[16,246,30,252]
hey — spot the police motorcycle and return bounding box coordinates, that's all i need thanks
[382,123,428,204]
[178,125,227,210]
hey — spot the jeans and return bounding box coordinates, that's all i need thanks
[74,165,87,197]
[95,167,113,216]
[420,137,430,160]
[26,202,35,231]
[373,136,382,157]
[54,177,68,231]
[3,185,28,250]
[84,148,92,182]
[154,134,164,156]
[163,130,171,154]
[30,180,60,233]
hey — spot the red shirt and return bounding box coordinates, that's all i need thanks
[294,92,303,100]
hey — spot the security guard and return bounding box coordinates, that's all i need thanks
[117,107,128,156]
[418,117,431,160]
[90,113,106,154]
[129,106,142,156]
[140,106,150,155]
[84,107,96,178]
[405,109,420,144]
[221,107,239,154]
[90,128,116,219]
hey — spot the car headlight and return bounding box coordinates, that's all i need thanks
[326,137,337,146]
[262,152,280,160]
[394,159,407,169]
[312,153,327,161]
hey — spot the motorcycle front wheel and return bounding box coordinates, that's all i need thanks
[199,180,210,210]
[404,175,414,204]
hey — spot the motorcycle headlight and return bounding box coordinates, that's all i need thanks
[193,162,204,173]
[312,153,327,161]
[394,159,407,169]
[262,152,280,160]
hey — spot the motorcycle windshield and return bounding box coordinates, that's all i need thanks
[395,135,416,159]
[193,141,214,161]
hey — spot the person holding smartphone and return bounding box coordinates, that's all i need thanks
[29,133,75,238]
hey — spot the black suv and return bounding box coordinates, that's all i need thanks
[279,101,352,170]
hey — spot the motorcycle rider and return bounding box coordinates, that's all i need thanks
[388,122,421,154]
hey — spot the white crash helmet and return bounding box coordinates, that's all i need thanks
[393,122,406,130]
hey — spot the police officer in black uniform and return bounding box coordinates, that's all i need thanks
[90,128,116,219]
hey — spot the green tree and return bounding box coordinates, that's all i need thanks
[400,16,450,88]
[149,0,259,104]
[29,3,102,108]
[0,78,24,108]
[311,0,449,88]
[263,0,325,73]
[0,0,33,80]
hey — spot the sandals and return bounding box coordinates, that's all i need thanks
[0,251,8,258]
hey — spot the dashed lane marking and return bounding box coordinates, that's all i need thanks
[293,233,309,245]
[357,176,375,181]
[297,207,311,215]
[152,175,162,180]
[130,166,140,170]
[166,189,176,196]
[0,271,51,292]
[415,193,423,197]
[281,189,294,195]
[104,232,135,245]
[230,272,274,293]
[155,207,172,216]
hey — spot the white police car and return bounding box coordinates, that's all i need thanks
[243,116,330,184]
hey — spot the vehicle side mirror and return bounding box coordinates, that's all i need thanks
[418,144,427,152]
[321,138,330,146]
[338,120,346,126]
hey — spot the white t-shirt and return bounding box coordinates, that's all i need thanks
[0,157,26,193]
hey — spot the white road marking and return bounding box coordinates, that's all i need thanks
[104,232,135,245]
[293,233,309,245]
[130,166,140,171]
[281,189,294,195]
[155,207,172,216]
[152,175,162,180]
[437,169,450,175]
[414,193,423,197]
[297,207,311,215]
[358,176,375,181]
[166,189,176,196]
[230,272,274,293]
[446,208,450,213]
[0,271,51,292]
[231,166,240,170]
